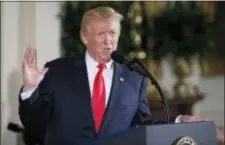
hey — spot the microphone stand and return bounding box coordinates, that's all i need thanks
[127,59,170,124]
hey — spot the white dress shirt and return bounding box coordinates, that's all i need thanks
[85,51,114,106]
[20,51,182,122]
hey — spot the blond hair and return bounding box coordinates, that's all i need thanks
[80,6,123,33]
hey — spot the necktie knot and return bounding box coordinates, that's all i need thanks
[98,63,106,71]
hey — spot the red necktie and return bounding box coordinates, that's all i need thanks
[92,63,106,132]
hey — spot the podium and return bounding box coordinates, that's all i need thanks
[92,121,217,145]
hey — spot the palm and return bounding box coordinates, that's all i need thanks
[22,48,48,90]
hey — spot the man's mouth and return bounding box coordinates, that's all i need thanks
[103,48,111,53]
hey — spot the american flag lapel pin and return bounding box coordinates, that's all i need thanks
[120,77,124,82]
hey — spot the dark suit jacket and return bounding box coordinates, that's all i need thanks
[18,53,167,145]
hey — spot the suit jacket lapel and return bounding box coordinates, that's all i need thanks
[73,54,91,99]
[72,54,96,129]
[99,62,127,133]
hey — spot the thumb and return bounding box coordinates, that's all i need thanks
[40,67,49,75]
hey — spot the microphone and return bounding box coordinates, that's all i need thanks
[111,51,170,124]
[111,51,149,77]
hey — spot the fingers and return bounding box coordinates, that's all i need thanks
[23,49,29,69]
[24,47,37,67]
[217,129,225,143]
[27,47,32,62]
[182,115,205,122]
[216,127,225,144]
[24,48,28,62]
[33,48,37,65]
[24,47,31,64]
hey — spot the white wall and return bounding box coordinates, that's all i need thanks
[36,2,61,67]
[1,2,224,145]
[1,2,21,145]
[1,2,61,145]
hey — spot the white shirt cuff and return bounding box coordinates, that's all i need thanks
[20,87,37,100]
[175,115,183,123]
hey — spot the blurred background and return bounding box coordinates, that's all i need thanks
[1,1,224,145]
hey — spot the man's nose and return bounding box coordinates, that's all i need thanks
[104,34,111,44]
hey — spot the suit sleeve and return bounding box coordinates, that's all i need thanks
[131,77,169,126]
[18,62,53,144]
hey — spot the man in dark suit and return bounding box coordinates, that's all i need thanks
[18,6,224,145]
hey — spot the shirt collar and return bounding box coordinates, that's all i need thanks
[85,51,113,70]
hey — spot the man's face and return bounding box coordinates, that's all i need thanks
[82,18,120,63]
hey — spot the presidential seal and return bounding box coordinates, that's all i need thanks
[173,136,197,145]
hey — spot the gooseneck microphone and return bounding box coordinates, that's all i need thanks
[111,51,170,124]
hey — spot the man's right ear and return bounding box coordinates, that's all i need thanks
[80,32,87,45]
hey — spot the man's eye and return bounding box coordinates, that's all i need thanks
[110,31,116,35]
[97,32,104,36]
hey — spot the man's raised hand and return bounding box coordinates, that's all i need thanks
[22,47,48,91]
